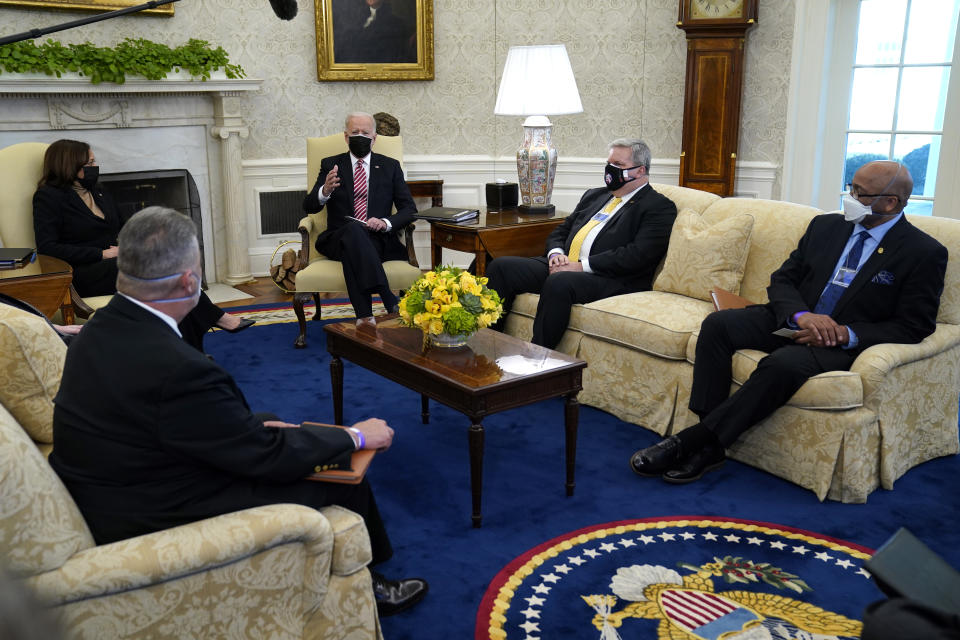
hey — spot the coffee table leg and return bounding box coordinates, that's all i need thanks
[421,394,430,424]
[468,421,484,528]
[565,392,579,497]
[330,355,343,424]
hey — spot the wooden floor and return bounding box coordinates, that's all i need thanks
[217,278,345,309]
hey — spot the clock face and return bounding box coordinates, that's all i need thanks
[690,0,745,19]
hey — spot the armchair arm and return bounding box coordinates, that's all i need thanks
[70,284,94,320]
[851,323,960,401]
[28,504,334,606]
[298,216,314,270]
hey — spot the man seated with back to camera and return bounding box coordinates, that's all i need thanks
[630,161,947,484]
[485,138,677,349]
[303,111,416,323]
[49,207,428,617]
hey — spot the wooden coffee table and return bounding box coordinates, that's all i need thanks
[324,316,587,527]
[429,207,569,276]
[0,255,75,323]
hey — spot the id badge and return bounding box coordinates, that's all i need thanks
[831,266,857,288]
[592,212,611,222]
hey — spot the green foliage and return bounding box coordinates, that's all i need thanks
[443,305,477,335]
[0,37,245,84]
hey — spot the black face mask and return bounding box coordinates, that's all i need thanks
[604,163,641,192]
[78,165,99,191]
[348,135,372,158]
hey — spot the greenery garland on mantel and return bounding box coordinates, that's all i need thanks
[0,38,245,85]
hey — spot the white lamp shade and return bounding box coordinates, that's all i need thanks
[494,44,583,116]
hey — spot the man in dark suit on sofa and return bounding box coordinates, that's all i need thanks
[50,206,427,616]
[631,160,948,484]
[485,138,677,349]
[303,111,416,321]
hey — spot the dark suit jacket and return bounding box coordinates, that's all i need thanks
[545,185,677,291]
[50,295,356,544]
[767,214,947,353]
[33,184,122,267]
[304,151,416,259]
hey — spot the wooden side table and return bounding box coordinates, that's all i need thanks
[0,255,75,323]
[429,207,569,275]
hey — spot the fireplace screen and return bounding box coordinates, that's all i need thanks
[100,169,206,287]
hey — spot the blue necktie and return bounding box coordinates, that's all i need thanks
[813,230,870,316]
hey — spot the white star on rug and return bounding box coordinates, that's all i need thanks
[568,556,586,566]
[639,535,656,544]
[724,534,741,543]
[815,551,834,562]
[532,584,551,594]
[658,533,676,541]
[519,620,540,633]
[702,531,718,541]
[857,568,873,578]
[769,541,787,550]
[541,574,560,584]
[835,559,854,569]
[554,564,572,574]
[680,532,697,540]
[747,536,764,545]
[792,545,810,555]
[525,595,545,606]
[521,607,541,619]
[583,548,601,558]
[599,542,617,553]
[619,538,636,548]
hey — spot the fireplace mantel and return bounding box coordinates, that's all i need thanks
[0,74,263,96]
[0,74,264,285]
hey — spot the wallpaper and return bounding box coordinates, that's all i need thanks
[0,0,794,177]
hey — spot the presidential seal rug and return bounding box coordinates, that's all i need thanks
[477,517,875,640]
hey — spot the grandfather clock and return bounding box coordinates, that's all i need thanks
[677,0,758,196]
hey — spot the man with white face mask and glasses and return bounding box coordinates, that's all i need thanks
[630,161,948,485]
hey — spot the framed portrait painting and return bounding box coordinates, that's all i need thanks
[0,0,172,14]
[314,0,434,81]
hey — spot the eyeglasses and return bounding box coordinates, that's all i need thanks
[845,184,900,203]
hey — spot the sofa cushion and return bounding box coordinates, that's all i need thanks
[653,209,754,301]
[0,401,95,577]
[686,332,863,409]
[576,291,714,360]
[0,305,66,444]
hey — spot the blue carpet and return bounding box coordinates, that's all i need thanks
[206,321,960,639]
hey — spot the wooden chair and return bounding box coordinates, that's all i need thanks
[292,134,440,348]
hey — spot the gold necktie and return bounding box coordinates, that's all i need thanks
[567,197,622,262]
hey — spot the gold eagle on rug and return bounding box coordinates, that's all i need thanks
[582,557,862,640]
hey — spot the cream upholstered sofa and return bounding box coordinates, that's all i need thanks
[504,183,960,503]
[0,304,382,640]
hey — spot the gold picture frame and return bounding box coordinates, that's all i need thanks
[314,0,433,81]
[0,0,173,14]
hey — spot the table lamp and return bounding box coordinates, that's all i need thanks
[494,44,583,214]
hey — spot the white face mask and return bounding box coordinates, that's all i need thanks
[842,194,874,224]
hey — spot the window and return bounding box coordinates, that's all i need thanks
[842,0,960,215]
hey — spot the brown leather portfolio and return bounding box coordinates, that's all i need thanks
[300,422,376,484]
[710,286,754,312]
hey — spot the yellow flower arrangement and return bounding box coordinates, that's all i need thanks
[398,265,503,338]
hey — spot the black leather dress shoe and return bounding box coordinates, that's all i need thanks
[222,317,256,333]
[371,572,428,617]
[662,442,726,484]
[630,436,685,477]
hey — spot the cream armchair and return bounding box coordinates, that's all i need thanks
[0,142,110,319]
[0,305,382,640]
[293,134,424,348]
